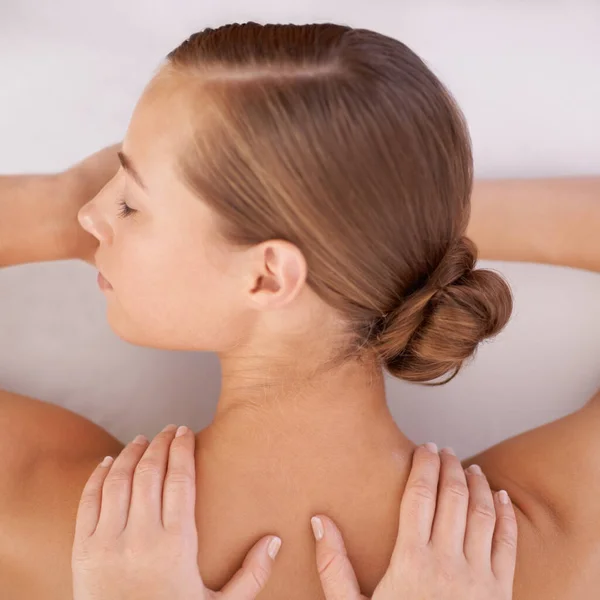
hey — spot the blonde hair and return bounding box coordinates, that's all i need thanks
[164,22,512,383]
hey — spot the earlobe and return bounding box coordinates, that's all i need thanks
[249,241,307,309]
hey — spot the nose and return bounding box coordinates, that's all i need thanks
[78,201,113,244]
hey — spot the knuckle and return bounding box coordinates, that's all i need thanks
[163,520,185,536]
[443,479,469,500]
[166,468,194,486]
[134,459,162,479]
[250,564,271,590]
[73,539,111,564]
[438,568,456,586]
[72,542,94,564]
[78,492,99,508]
[122,543,152,564]
[495,515,518,545]
[408,480,437,501]
[317,551,347,582]
[104,469,132,486]
[434,554,464,584]
[495,531,518,551]
[395,545,427,569]
[415,449,440,468]
[471,501,496,520]
[241,563,270,593]
[498,509,517,525]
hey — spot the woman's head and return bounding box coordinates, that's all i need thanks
[79,22,512,384]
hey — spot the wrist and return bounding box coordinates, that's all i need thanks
[50,169,84,262]
[53,164,102,264]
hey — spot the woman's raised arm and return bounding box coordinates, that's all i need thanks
[468,177,600,273]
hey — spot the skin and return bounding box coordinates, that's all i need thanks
[72,426,281,600]
[0,69,599,600]
[0,144,121,266]
[314,445,517,600]
[72,435,517,600]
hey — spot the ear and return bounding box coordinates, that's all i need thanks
[247,241,307,310]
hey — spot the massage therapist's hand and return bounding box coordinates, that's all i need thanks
[72,425,281,600]
[313,444,518,600]
[58,144,121,264]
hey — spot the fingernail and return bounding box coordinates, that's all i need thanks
[497,490,510,505]
[423,442,438,453]
[311,516,324,541]
[162,424,177,433]
[441,447,456,456]
[132,434,148,445]
[466,464,482,475]
[267,536,282,559]
[101,456,114,467]
[175,425,188,438]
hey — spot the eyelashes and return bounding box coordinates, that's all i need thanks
[117,197,137,219]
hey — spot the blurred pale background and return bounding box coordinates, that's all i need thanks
[0,0,599,458]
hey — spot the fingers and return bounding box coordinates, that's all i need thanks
[396,443,441,551]
[74,455,115,543]
[491,490,518,592]
[463,464,496,567]
[95,435,150,535]
[128,424,178,528]
[430,447,469,554]
[162,426,197,535]
[220,536,281,600]
[313,516,366,600]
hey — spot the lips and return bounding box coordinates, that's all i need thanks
[97,271,113,291]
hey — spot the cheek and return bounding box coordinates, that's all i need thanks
[105,229,241,350]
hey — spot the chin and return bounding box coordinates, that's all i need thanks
[106,307,200,351]
[105,300,227,352]
[106,307,160,348]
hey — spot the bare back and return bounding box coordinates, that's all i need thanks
[1,388,599,599]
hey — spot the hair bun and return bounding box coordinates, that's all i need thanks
[373,237,512,384]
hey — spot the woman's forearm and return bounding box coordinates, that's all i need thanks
[468,177,600,273]
[0,173,74,267]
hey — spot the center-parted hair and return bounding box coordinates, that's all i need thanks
[165,22,512,383]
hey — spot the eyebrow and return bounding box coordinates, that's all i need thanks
[118,151,148,191]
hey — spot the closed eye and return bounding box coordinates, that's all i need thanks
[117,197,137,219]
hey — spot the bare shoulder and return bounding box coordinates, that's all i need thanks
[466,389,600,600]
[0,388,122,493]
[467,389,600,528]
[0,388,123,600]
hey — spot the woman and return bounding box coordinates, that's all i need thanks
[0,22,598,600]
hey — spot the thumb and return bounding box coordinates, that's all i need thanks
[219,535,281,600]
[312,516,367,600]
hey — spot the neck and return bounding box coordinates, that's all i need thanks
[207,349,412,457]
